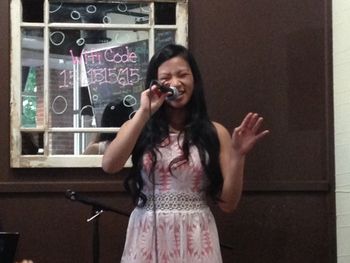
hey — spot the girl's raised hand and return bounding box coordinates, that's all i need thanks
[231,112,269,156]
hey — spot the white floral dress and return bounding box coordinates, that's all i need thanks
[121,132,223,263]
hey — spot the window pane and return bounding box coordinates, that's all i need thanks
[49,29,148,128]
[22,0,44,22]
[49,132,75,154]
[49,132,119,155]
[155,2,176,25]
[49,2,150,24]
[21,132,44,155]
[155,30,175,52]
[21,29,44,128]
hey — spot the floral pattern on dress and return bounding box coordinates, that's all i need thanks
[121,133,223,263]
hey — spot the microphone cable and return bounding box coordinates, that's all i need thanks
[148,80,159,263]
[147,81,234,260]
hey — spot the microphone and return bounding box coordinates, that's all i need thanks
[151,80,179,101]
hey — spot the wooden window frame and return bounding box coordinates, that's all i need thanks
[10,0,188,168]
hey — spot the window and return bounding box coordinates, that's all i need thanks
[10,0,188,167]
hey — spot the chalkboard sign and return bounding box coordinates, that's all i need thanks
[155,30,175,52]
[79,40,149,125]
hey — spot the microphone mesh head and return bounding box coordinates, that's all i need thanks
[166,87,179,101]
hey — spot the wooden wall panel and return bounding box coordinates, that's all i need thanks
[189,0,332,183]
[213,192,334,263]
[0,0,335,263]
[0,192,132,263]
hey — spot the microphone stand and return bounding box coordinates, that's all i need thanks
[65,189,233,263]
[65,189,129,263]
[90,206,102,263]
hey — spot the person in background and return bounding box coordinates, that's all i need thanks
[84,101,133,154]
[102,44,269,262]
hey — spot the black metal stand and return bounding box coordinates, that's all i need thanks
[88,207,103,263]
[65,189,129,263]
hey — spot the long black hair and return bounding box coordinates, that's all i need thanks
[124,44,223,206]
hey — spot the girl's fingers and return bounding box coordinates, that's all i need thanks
[255,130,270,141]
[246,113,259,129]
[236,113,268,136]
[239,112,254,129]
[252,117,264,133]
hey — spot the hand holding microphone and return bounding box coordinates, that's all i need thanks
[150,80,179,101]
[139,80,179,116]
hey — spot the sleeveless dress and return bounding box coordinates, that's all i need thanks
[121,132,223,263]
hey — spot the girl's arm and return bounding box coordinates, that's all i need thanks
[102,87,167,174]
[214,113,269,213]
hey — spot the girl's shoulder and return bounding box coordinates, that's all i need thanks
[211,121,231,141]
[211,121,228,133]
